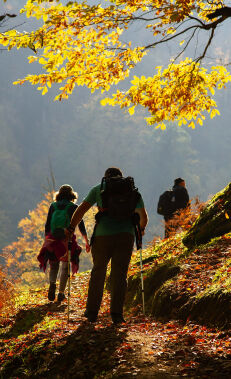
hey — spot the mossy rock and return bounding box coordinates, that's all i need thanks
[126,262,180,313]
[183,182,231,249]
[181,290,231,328]
[151,284,231,328]
[151,284,189,320]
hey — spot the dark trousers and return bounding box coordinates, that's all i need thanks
[86,233,134,315]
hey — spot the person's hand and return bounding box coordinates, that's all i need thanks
[85,241,91,253]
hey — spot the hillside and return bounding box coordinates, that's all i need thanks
[1,227,231,378]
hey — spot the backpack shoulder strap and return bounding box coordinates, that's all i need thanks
[100,177,106,191]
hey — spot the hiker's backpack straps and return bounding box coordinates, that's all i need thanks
[50,201,73,239]
[100,176,141,221]
[100,176,105,191]
[98,176,108,212]
[157,189,176,216]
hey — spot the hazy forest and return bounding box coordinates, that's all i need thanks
[1,0,231,255]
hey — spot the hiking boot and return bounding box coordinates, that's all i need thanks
[111,313,125,325]
[83,310,98,323]
[57,293,65,302]
[48,283,56,301]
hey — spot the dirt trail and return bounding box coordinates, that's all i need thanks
[46,275,231,378]
[50,305,231,378]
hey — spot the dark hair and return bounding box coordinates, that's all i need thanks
[54,184,78,202]
[104,167,123,178]
[174,177,184,186]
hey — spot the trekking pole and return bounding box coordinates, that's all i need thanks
[139,245,145,315]
[134,214,145,315]
[67,241,71,323]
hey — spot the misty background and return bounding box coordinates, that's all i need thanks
[1,1,231,251]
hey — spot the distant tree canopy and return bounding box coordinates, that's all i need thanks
[1,0,231,129]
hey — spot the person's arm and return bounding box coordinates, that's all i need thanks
[45,204,54,236]
[68,203,91,253]
[78,219,91,253]
[78,219,87,235]
[66,185,98,245]
[134,194,148,234]
[70,203,88,235]
[135,207,148,235]
[66,201,92,237]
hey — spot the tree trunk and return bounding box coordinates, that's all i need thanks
[183,182,231,249]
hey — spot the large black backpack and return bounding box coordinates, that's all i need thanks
[157,190,176,216]
[100,176,141,221]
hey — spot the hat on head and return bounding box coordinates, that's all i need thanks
[104,167,123,178]
[174,177,184,186]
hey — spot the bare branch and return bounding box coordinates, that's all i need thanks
[195,27,216,63]
[172,28,198,63]
[144,24,201,50]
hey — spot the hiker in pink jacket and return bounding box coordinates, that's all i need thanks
[38,185,90,302]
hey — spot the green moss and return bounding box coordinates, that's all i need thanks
[183,182,231,249]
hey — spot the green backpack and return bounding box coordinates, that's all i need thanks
[50,201,73,239]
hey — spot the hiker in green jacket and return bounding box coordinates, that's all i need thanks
[66,167,148,324]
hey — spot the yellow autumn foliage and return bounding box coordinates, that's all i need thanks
[0,0,230,128]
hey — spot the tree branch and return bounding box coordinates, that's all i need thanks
[195,27,215,63]
[207,6,231,20]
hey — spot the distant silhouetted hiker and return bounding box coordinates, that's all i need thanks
[157,178,189,238]
[66,167,148,324]
[38,185,90,302]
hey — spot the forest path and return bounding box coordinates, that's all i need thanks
[45,271,231,378]
[1,273,231,378]
[51,304,231,378]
